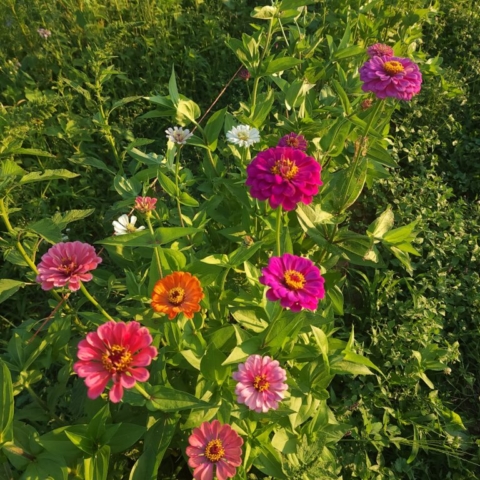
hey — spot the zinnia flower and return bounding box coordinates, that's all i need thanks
[277,132,308,151]
[73,321,157,403]
[151,271,204,319]
[259,253,325,311]
[186,420,243,480]
[226,125,260,148]
[165,126,193,145]
[36,241,102,291]
[232,355,288,413]
[134,196,157,214]
[37,28,51,39]
[112,214,146,235]
[367,43,394,58]
[359,55,422,101]
[246,146,322,211]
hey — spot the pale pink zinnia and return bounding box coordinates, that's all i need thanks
[73,321,157,403]
[367,43,394,58]
[36,241,102,291]
[186,420,243,480]
[232,355,288,413]
[134,196,157,214]
[246,146,322,211]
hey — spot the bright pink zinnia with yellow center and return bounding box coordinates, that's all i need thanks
[186,420,243,480]
[260,253,325,311]
[246,147,321,211]
[232,355,288,413]
[73,321,157,403]
[36,241,102,291]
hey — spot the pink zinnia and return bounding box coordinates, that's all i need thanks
[36,241,102,291]
[259,253,325,311]
[367,43,394,58]
[73,321,157,403]
[232,355,288,413]
[134,196,157,213]
[186,420,243,480]
[245,147,321,211]
[359,55,422,101]
[277,132,308,151]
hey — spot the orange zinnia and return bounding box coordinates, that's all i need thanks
[151,271,204,320]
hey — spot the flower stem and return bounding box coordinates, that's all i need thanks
[252,17,274,109]
[276,206,282,257]
[145,216,163,279]
[134,382,151,400]
[174,147,185,228]
[79,282,115,322]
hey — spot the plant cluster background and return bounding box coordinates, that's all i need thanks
[0,0,479,479]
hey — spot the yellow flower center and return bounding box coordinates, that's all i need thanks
[286,137,299,148]
[271,157,299,180]
[59,258,77,275]
[237,131,250,141]
[168,287,185,306]
[283,270,306,290]
[126,223,137,233]
[204,439,225,463]
[102,345,133,373]
[383,60,404,75]
[253,374,270,392]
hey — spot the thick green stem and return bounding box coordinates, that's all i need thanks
[146,216,163,278]
[276,206,282,257]
[79,282,114,322]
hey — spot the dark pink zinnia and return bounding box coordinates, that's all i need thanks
[259,253,325,311]
[186,420,243,480]
[73,321,157,403]
[232,355,288,413]
[245,147,321,211]
[277,132,308,151]
[36,241,102,291]
[359,55,422,101]
[367,43,394,58]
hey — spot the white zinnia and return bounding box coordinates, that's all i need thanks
[112,214,146,235]
[226,125,260,148]
[165,126,193,145]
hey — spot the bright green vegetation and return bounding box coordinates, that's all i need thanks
[0,0,479,479]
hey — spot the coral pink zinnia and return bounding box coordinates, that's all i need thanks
[277,132,308,151]
[73,321,157,403]
[36,241,102,291]
[232,355,288,413]
[367,43,394,58]
[186,420,243,480]
[246,146,321,211]
[259,253,325,311]
[359,55,422,101]
[134,196,157,214]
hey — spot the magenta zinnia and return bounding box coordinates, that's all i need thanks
[246,147,321,211]
[73,321,157,403]
[260,253,325,311]
[359,55,422,101]
[186,420,243,480]
[232,355,288,413]
[277,132,308,151]
[367,43,394,58]
[36,241,102,291]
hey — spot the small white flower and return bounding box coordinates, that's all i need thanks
[37,28,51,39]
[112,214,146,235]
[226,125,260,148]
[165,126,193,145]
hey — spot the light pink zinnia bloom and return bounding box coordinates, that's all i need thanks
[134,196,157,213]
[186,420,243,480]
[232,355,288,413]
[73,321,157,403]
[367,43,394,58]
[36,241,102,291]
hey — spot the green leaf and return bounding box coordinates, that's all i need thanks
[113,174,142,199]
[251,5,278,19]
[157,171,177,197]
[367,144,398,168]
[331,79,352,115]
[146,386,211,412]
[176,99,201,125]
[367,207,394,239]
[383,220,419,244]
[87,404,110,441]
[222,336,263,365]
[281,0,317,8]
[178,191,199,207]
[263,57,303,76]
[20,169,79,184]
[227,242,263,267]
[10,148,55,158]
[0,360,14,446]
[333,45,365,59]
[1,159,26,177]
[98,227,200,247]
[65,426,95,455]
[343,351,383,376]
[84,445,110,480]
[129,414,179,480]
[168,65,180,106]
[249,90,274,128]
[200,344,229,384]
[0,279,25,305]
[311,326,329,366]
[106,423,146,453]
[27,218,62,244]
[110,96,142,112]
[51,209,95,230]
[204,108,226,151]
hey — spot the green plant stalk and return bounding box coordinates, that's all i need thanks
[276,206,283,256]
[145,216,163,278]
[174,147,185,228]
[134,382,151,400]
[340,100,383,212]
[252,17,274,108]
[219,267,231,298]
[79,282,115,322]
